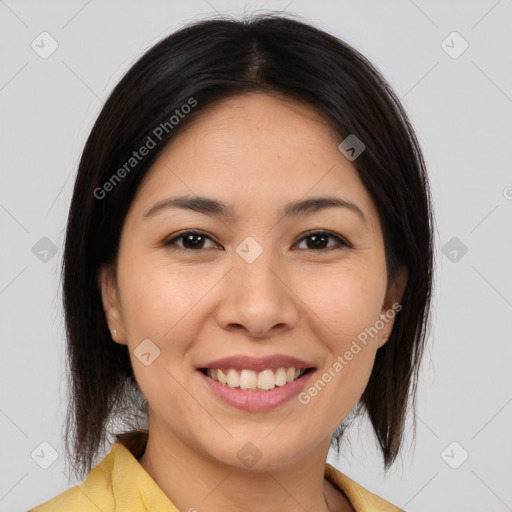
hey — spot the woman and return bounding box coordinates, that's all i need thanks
[30,13,433,512]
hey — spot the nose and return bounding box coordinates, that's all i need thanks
[214,248,300,339]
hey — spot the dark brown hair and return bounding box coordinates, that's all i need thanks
[62,13,434,480]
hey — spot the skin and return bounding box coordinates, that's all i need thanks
[100,92,407,512]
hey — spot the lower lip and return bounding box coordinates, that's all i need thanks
[197,369,316,412]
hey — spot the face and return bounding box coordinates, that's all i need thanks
[100,92,406,470]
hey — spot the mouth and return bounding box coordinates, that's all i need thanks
[197,365,317,412]
[198,367,316,392]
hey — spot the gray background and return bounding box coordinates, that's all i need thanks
[1,1,511,511]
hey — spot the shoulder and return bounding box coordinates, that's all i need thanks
[324,463,405,512]
[29,432,175,512]
[29,451,116,512]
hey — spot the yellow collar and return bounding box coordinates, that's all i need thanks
[31,430,402,511]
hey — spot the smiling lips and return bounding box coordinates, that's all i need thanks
[205,367,309,391]
[198,354,316,372]
[198,354,316,393]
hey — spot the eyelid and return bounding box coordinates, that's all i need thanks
[163,229,219,249]
[294,229,352,249]
[163,229,352,251]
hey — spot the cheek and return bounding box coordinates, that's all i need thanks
[295,261,387,404]
[296,268,385,418]
[116,262,202,407]
[298,260,388,342]
[118,254,208,341]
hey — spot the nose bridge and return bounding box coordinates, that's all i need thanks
[233,233,283,301]
[215,233,299,337]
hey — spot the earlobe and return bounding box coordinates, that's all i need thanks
[383,266,408,310]
[98,266,127,345]
[378,331,390,349]
[378,266,408,348]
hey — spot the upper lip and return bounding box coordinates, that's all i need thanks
[198,355,316,372]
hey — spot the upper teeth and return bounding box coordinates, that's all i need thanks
[206,367,306,391]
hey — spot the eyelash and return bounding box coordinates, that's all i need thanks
[163,230,352,252]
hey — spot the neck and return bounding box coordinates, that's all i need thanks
[137,425,352,512]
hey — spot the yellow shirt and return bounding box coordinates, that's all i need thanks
[29,431,402,511]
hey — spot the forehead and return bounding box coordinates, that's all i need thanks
[185,92,342,151]
[127,93,380,230]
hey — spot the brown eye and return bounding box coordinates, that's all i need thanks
[163,229,351,252]
[295,231,351,251]
[164,231,218,251]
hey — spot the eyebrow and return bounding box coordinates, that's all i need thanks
[143,195,367,226]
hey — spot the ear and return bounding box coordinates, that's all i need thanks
[98,266,127,346]
[377,266,408,349]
